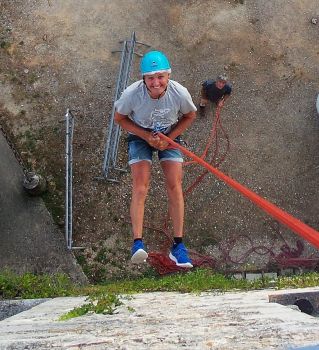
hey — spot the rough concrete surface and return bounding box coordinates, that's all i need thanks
[0,131,87,283]
[1,288,319,350]
[0,1,319,278]
[0,298,49,321]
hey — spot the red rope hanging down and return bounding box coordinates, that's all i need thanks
[183,105,230,196]
[157,133,319,251]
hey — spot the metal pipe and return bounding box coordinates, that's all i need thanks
[65,109,75,250]
[68,112,74,249]
[65,109,70,248]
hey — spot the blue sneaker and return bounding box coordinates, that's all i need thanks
[131,240,148,264]
[169,243,193,268]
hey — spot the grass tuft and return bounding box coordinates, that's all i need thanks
[85,268,266,294]
[0,270,75,299]
[59,293,122,321]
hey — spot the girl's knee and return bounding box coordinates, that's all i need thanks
[133,182,149,198]
[166,181,182,195]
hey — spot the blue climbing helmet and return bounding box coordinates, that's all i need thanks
[140,51,171,75]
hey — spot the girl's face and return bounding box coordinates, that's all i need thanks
[144,72,170,98]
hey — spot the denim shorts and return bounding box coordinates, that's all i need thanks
[128,137,183,165]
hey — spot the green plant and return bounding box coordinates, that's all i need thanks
[59,303,92,321]
[87,269,319,295]
[276,272,319,289]
[0,41,11,50]
[59,293,122,321]
[0,270,75,299]
[0,271,18,299]
[91,268,263,294]
[127,306,135,313]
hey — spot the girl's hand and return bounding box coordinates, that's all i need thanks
[147,133,169,150]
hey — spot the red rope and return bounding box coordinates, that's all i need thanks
[144,105,229,246]
[158,134,319,251]
[183,105,230,197]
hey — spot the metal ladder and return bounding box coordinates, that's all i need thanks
[101,32,150,182]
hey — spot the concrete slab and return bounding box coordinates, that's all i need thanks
[0,288,319,349]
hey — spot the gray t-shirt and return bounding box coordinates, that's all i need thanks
[114,79,197,133]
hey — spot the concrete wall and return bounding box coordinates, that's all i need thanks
[0,131,87,284]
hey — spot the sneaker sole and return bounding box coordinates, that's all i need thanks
[131,249,148,264]
[169,253,193,268]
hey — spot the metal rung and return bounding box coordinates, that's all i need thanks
[135,40,151,47]
[106,178,121,183]
[113,167,128,173]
